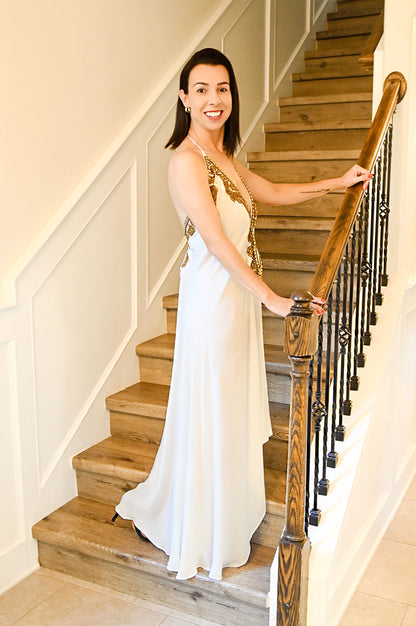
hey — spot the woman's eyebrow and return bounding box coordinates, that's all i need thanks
[192,81,230,87]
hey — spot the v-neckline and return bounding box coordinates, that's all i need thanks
[203,154,253,217]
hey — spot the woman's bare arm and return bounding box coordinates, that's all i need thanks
[233,160,373,206]
[169,150,324,317]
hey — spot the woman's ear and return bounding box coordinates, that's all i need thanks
[178,89,188,108]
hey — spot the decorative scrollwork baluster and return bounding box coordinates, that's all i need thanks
[327,268,341,469]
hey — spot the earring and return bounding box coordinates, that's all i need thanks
[184,106,191,113]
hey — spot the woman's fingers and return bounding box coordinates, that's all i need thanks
[342,164,373,189]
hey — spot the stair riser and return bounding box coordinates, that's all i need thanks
[327,14,378,32]
[139,354,291,404]
[37,543,269,626]
[263,438,288,472]
[257,229,329,255]
[263,268,316,296]
[249,158,357,183]
[110,410,164,444]
[75,469,284,549]
[337,0,383,11]
[292,75,372,96]
[265,128,368,151]
[279,100,372,123]
[304,56,361,71]
[267,372,291,404]
[258,194,341,217]
[317,34,368,50]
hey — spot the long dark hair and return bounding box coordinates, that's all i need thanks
[165,48,241,156]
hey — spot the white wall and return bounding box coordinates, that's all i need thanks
[0,0,228,305]
[307,1,416,624]
[1,0,337,596]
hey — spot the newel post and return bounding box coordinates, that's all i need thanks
[276,290,319,626]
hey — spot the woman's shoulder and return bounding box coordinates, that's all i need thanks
[169,141,206,176]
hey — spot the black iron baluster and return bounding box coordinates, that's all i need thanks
[381,124,393,287]
[318,291,333,496]
[336,248,350,441]
[344,224,356,414]
[328,268,341,469]
[370,158,381,323]
[351,204,363,391]
[309,319,325,526]
[374,156,384,308]
[364,173,375,346]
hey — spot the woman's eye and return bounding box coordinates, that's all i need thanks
[219,87,228,92]
[196,88,205,93]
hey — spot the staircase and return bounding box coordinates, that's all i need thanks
[32,1,383,624]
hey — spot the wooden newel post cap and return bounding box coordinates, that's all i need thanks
[284,290,319,357]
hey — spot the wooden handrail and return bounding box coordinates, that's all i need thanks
[310,72,407,301]
[359,10,384,71]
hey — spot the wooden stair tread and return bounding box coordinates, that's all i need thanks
[328,9,381,21]
[32,496,275,604]
[264,119,371,133]
[269,402,290,441]
[293,67,371,82]
[278,92,372,106]
[106,382,169,418]
[73,437,287,512]
[262,252,320,272]
[257,216,334,231]
[247,148,360,162]
[136,333,290,374]
[316,25,372,39]
[305,48,363,59]
[136,333,176,358]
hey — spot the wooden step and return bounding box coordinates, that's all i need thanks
[107,381,169,443]
[304,52,361,72]
[256,216,333,256]
[264,119,370,151]
[32,497,273,625]
[135,334,292,403]
[326,12,379,33]
[72,436,286,548]
[107,381,290,472]
[337,0,383,11]
[292,68,372,96]
[257,193,342,218]
[247,149,359,184]
[316,34,368,52]
[278,92,372,123]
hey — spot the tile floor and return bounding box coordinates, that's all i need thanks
[339,473,416,626]
[1,474,415,625]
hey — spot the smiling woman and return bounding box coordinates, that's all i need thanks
[113,47,371,581]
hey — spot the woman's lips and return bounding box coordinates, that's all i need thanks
[204,110,223,119]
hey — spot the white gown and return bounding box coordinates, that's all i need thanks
[115,139,272,580]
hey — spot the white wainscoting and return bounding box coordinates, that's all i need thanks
[0,0,334,598]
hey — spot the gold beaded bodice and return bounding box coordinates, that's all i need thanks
[181,156,263,278]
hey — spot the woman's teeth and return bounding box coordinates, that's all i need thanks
[205,111,222,118]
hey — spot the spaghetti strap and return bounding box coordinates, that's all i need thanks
[188,135,206,157]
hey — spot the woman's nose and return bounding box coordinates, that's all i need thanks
[208,90,221,105]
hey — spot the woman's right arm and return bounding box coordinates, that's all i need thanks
[168,151,323,317]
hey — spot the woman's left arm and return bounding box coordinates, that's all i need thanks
[233,161,373,206]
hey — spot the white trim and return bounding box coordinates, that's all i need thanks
[273,1,310,91]
[147,237,186,309]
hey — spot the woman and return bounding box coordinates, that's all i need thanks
[113,48,372,581]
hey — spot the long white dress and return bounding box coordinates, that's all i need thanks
[115,140,272,580]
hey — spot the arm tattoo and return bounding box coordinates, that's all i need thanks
[300,188,331,194]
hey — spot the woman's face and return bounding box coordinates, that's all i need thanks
[180,64,232,133]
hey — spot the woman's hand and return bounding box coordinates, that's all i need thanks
[265,295,325,317]
[339,164,373,191]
